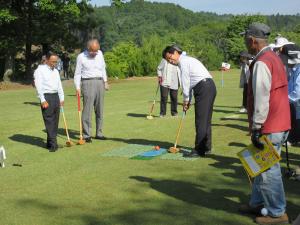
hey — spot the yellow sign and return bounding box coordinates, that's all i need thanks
[237,135,281,178]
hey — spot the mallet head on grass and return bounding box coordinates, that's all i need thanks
[168,146,180,153]
[66,140,74,147]
[77,139,85,145]
[146,115,154,120]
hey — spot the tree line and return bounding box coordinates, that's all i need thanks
[1,0,300,81]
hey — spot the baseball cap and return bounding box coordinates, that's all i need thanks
[240,22,271,39]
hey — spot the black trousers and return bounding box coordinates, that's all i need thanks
[63,67,69,79]
[160,85,178,116]
[288,102,300,143]
[193,78,216,154]
[41,93,60,148]
[242,83,248,108]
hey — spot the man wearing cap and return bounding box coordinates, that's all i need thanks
[239,22,290,225]
[74,39,109,143]
[166,45,216,158]
[34,52,64,152]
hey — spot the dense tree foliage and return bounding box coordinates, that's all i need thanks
[1,0,300,80]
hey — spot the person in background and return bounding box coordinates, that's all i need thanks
[239,51,252,113]
[239,22,290,225]
[34,52,64,152]
[74,39,109,143]
[275,38,300,145]
[157,46,181,117]
[62,52,71,80]
[166,45,216,158]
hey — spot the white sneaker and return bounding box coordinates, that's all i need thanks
[239,108,247,113]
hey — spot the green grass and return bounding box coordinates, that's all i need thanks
[0,70,299,225]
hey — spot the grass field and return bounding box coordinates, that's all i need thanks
[0,69,299,225]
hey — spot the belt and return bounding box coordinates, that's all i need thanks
[81,77,103,81]
[44,92,58,95]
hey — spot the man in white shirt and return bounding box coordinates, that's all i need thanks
[166,45,217,157]
[34,52,64,152]
[74,39,109,143]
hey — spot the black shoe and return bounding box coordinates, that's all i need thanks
[95,136,106,140]
[84,137,92,143]
[48,145,58,152]
[183,150,202,158]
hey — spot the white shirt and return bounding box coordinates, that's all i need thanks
[178,54,212,101]
[74,50,107,90]
[34,64,64,103]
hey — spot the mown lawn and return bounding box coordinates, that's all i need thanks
[0,69,299,225]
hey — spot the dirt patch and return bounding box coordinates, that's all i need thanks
[0,82,33,91]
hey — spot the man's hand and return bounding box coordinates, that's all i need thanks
[76,89,80,97]
[251,129,264,150]
[183,101,190,112]
[60,101,64,107]
[41,101,49,109]
[104,82,109,91]
[158,76,162,85]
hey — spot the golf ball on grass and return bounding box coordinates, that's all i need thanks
[261,208,268,216]
[154,146,160,150]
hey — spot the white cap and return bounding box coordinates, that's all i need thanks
[274,37,294,48]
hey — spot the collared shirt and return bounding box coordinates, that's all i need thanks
[74,50,107,90]
[157,58,181,90]
[178,54,212,101]
[34,64,64,103]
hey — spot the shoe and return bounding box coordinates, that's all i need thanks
[183,150,202,158]
[159,114,166,118]
[239,204,263,215]
[171,113,178,117]
[48,145,58,152]
[255,213,289,225]
[84,137,92,143]
[239,108,247,113]
[95,136,106,140]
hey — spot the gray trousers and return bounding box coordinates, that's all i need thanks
[81,79,105,138]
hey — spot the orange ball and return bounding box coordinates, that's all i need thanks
[155,145,160,150]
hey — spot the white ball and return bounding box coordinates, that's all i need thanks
[261,208,268,216]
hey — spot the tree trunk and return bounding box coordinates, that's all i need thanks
[25,0,33,81]
[3,53,15,82]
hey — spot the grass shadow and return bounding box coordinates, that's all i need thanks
[130,176,247,214]
[228,142,247,147]
[127,113,149,118]
[23,101,40,107]
[9,134,46,149]
[106,137,188,149]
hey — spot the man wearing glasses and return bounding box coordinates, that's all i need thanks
[74,39,109,143]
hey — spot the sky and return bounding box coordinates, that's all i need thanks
[89,0,300,15]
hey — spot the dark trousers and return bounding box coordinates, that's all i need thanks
[63,67,69,79]
[288,102,300,142]
[193,78,216,154]
[160,85,178,116]
[242,83,248,108]
[41,93,60,148]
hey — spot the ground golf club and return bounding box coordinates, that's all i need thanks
[146,83,160,120]
[169,111,186,153]
[61,106,74,147]
[76,92,85,145]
